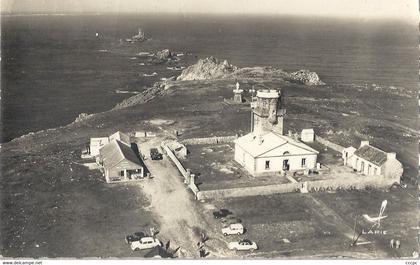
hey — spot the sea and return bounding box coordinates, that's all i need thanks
[1,14,418,142]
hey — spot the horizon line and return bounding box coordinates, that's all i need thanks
[1,10,417,23]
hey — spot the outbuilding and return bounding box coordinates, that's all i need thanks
[88,131,131,157]
[234,132,319,176]
[99,139,144,183]
[89,137,110,157]
[343,141,403,180]
[109,131,131,146]
[301,129,315,143]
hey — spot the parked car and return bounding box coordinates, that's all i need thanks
[212,209,233,219]
[125,231,148,244]
[130,237,161,251]
[228,239,258,251]
[150,148,163,160]
[221,215,242,224]
[222,223,244,236]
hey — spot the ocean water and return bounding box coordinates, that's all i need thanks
[1,14,417,142]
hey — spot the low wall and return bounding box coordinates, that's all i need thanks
[164,139,397,201]
[315,136,345,153]
[162,144,188,181]
[162,143,201,198]
[181,135,238,145]
[306,175,398,192]
[196,182,300,200]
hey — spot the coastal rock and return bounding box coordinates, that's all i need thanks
[155,49,173,60]
[289,70,325,86]
[177,57,324,85]
[177,57,238,81]
[74,113,93,123]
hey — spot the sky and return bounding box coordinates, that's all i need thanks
[1,0,418,22]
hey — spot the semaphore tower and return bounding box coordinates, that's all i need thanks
[251,89,286,135]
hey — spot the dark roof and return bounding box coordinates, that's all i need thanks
[354,145,387,166]
[100,140,141,169]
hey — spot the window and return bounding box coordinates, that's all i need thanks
[301,158,306,167]
[265,160,270,170]
[120,171,125,177]
[374,167,377,175]
[283,151,290,155]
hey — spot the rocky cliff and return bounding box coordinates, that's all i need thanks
[177,56,238,81]
[177,57,324,86]
[288,70,325,86]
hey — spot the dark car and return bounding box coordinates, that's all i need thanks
[125,231,148,244]
[221,215,242,224]
[212,209,233,219]
[150,148,163,160]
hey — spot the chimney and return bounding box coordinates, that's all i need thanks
[387,152,396,160]
[258,135,264,145]
[360,141,369,147]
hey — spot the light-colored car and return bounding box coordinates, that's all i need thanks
[222,223,244,236]
[130,237,161,251]
[228,239,258,251]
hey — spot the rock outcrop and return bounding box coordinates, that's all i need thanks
[177,57,325,86]
[155,49,173,60]
[113,79,175,110]
[74,113,94,123]
[177,57,238,81]
[288,70,325,86]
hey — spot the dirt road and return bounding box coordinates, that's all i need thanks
[135,137,229,258]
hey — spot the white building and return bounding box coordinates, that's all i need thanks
[301,129,315,143]
[109,131,131,146]
[89,131,131,157]
[89,137,110,157]
[99,139,144,183]
[342,141,403,180]
[234,132,319,176]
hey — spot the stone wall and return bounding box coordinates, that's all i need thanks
[305,175,398,192]
[196,183,300,200]
[162,143,200,197]
[181,135,238,145]
[195,174,397,200]
[315,136,345,153]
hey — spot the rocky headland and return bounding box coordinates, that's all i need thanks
[114,57,325,110]
[177,56,325,86]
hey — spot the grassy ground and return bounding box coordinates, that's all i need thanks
[207,188,418,258]
[1,127,157,258]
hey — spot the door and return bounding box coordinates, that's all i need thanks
[283,159,290,171]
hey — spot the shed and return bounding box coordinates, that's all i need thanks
[89,137,110,157]
[301,129,315,143]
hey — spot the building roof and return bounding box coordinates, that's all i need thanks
[109,131,131,146]
[343,146,357,153]
[100,140,141,170]
[234,131,318,157]
[301,128,314,134]
[354,145,388,166]
[90,137,109,146]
